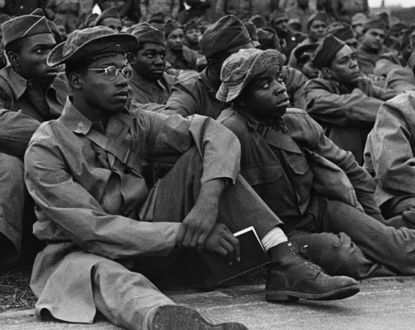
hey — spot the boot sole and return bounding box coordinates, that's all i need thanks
[150,305,248,330]
[266,284,360,302]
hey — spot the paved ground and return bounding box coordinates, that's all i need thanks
[1,276,415,329]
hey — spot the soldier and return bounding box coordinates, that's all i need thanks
[0,11,68,267]
[304,35,398,164]
[24,26,358,330]
[218,47,415,279]
[128,23,174,105]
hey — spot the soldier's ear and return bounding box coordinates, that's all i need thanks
[126,52,137,65]
[321,66,332,79]
[67,71,83,90]
[6,51,20,68]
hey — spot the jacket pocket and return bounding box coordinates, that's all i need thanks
[242,163,283,186]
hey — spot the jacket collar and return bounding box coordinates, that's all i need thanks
[59,97,93,135]
[0,66,28,99]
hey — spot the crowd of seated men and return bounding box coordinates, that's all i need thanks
[1,1,415,329]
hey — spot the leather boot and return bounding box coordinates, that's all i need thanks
[266,242,360,302]
[148,305,248,330]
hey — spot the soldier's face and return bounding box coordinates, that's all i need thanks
[167,28,185,51]
[131,42,166,81]
[185,28,201,45]
[362,28,385,52]
[243,67,289,119]
[329,45,361,84]
[78,54,131,115]
[18,33,57,82]
[309,20,327,41]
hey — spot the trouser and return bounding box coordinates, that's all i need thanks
[380,196,415,229]
[92,148,282,330]
[288,196,415,279]
[0,152,25,266]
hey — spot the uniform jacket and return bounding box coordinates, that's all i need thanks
[365,92,415,207]
[164,67,306,119]
[24,98,240,323]
[304,77,398,164]
[386,66,415,92]
[129,70,175,105]
[166,45,198,71]
[164,69,226,118]
[218,107,381,231]
[0,66,68,157]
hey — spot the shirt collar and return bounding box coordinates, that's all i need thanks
[59,97,93,135]
[1,66,28,99]
[130,70,166,91]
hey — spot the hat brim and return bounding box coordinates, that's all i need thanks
[47,34,138,67]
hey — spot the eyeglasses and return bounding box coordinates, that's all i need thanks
[87,65,133,80]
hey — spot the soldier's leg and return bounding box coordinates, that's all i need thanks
[320,198,415,274]
[380,196,415,229]
[0,153,24,266]
[92,259,247,330]
[289,230,395,278]
[143,148,359,301]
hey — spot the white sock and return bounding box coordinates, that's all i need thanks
[261,227,288,252]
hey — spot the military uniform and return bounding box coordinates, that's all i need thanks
[129,70,175,105]
[304,77,398,164]
[219,107,415,278]
[365,92,415,227]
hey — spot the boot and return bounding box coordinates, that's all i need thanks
[266,242,360,302]
[148,305,248,330]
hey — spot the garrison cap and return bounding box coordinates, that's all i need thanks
[294,43,319,62]
[307,11,329,30]
[270,10,288,24]
[328,25,355,41]
[249,15,267,29]
[311,35,346,69]
[2,13,52,47]
[164,20,182,37]
[183,19,200,32]
[363,18,387,33]
[94,6,120,26]
[131,23,165,47]
[199,15,252,58]
[244,22,260,48]
[47,26,138,67]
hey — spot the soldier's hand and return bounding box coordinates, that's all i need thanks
[204,223,240,265]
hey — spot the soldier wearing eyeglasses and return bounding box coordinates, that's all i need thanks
[24,26,360,330]
[0,9,68,268]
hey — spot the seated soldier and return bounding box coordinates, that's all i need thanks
[356,18,390,76]
[93,6,123,32]
[288,11,329,67]
[217,48,415,279]
[386,49,415,92]
[164,15,254,119]
[0,10,68,267]
[293,43,319,79]
[164,20,198,73]
[24,27,359,330]
[365,92,415,228]
[127,23,175,105]
[183,19,202,52]
[165,15,307,118]
[304,35,398,165]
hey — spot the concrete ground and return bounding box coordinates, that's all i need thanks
[1,276,415,329]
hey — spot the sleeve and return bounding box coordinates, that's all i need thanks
[366,79,399,101]
[24,127,181,259]
[0,109,40,157]
[283,66,307,109]
[304,79,383,127]
[368,95,415,197]
[140,111,241,184]
[288,110,382,218]
[163,77,201,117]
